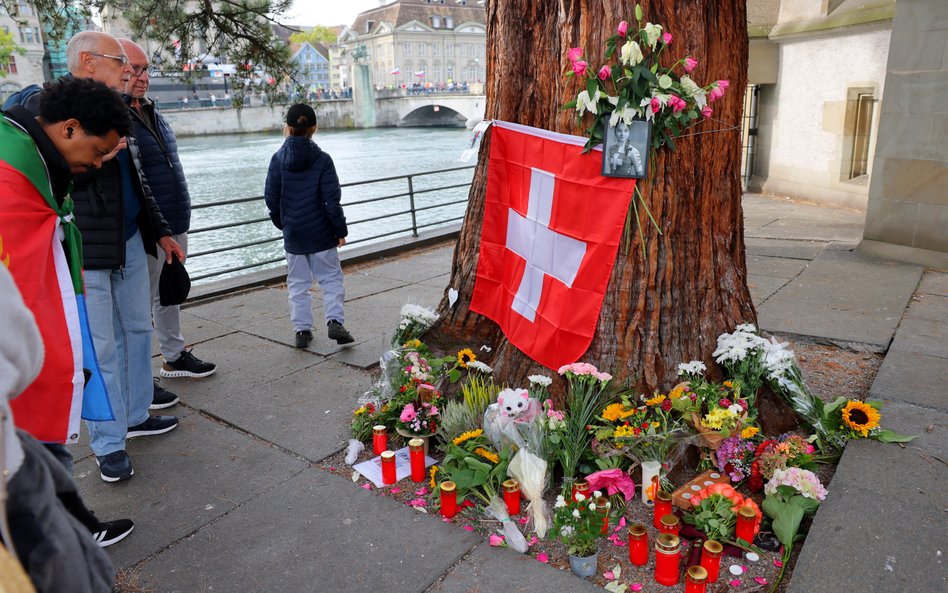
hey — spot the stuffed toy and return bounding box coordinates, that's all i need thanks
[496,388,540,423]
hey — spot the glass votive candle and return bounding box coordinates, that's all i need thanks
[372,425,387,455]
[408,438,426,482]
[659,513,680,536]
[594,497,610,534]
[654,533,681,587]
[653,489,673,529]
[502,479,521,516]
[628,523,648,566]
[440,481,458,518]
[685,565,709,593]
[700,539,723,582]
[380,450,396,485]
[572,479,590,502]
[735,505,758,544]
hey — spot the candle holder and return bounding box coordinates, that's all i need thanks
[572,479,590,502]
[641,460,661,504]
[628,523,648,566]
[685,565,709,593]
[440,480,458,518]
[381,450,396,485]
[700,539,723,582]
[595,497,610,534]
[735,506,757,544]
[372,425,387,456]
[502,479,521,516]
[659,513,680,536]
[654,533,681,587]
[408,438,426,483]
[653,489,673,529]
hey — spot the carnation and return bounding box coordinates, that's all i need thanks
[765,467,827,501]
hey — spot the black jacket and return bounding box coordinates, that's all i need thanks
[8,83,170,269]
[129,97,191,235]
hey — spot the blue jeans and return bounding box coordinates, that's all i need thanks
[286,248,345,332]
[83,231,153,456]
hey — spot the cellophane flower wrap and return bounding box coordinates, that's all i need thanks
[508,447,550,538]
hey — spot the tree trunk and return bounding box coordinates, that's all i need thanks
[428,0,755,393]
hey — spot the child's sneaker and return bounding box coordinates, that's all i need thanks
[327,320,354,344]
[295,330,313,349]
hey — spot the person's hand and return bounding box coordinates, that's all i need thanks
[159,236,185,264]
[103,137,127,162]
[337,237,346,247]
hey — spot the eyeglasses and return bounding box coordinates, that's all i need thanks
[88,52,128,66]
[130,63,151,77]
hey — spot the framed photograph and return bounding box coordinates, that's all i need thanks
[601,118,651,179]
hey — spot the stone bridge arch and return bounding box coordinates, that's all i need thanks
[375,94,485,128]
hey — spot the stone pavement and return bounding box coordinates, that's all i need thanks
[69,193,945,592]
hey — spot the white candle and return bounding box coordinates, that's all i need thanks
[641,460,662,505]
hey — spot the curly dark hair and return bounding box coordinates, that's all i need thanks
[38,77,131,138]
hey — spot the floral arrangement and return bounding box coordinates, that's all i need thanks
[715,435,758,483]
[765,467,827,502]
[592,393,685,465]
[684,482,762,543]
[556,362,614,480]
[397,397,441,436]
[438,428,509,505]
[711,323,771,397]
[761,469,827,590]
[670,370,752,447]
[748,434,816,491]
[392,303,439,346]
[552,491,604,557]
[563,5,730,154]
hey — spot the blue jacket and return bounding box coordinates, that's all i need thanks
[264,136,347,255]
[129,98,191,235]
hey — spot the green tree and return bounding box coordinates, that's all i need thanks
[288,25,337,47]
[0,28,25,78]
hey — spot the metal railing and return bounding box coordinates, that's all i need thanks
[187,165,475,282]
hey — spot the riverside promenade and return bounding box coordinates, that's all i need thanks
[72,193,946,593]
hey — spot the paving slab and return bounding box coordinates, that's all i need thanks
[129,470,481,593]
[747,274,788,305]
[757,250,923,351]
[151,311,236,358]
[151,332,321,407]
[889,316,948,359]
[360,246,454,285]
[419,272,452,290]
[341,269,417,300]
[902,293,948,325]
[917,270,948,297]
[427,544,603,593]
[744,237,827,261]
[186,287,290,329]
[202,360,372,462]
[746,254,809,279]
[870,349,948,409]
[74,411,310,569]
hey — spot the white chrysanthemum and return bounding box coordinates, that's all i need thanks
[713,329,768,364]
[735,323,758,333]
[528,374,552,387]
[762,337,796,380]
[466,360,493,374]
[400,303,438,325]
[677,360,707,376]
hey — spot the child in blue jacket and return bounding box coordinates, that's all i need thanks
[264,103,354,348]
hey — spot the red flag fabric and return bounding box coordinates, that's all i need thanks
[469,121,637,370]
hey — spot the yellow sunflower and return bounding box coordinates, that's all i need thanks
[602,403,626,422]
[741,426,760,439]
[453,428,484,446]
[457,348,476,368]
[645,394,667,407]
[841,400,881,437]
[473,447,500,464]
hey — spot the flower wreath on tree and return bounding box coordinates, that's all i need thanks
[563,4,731,246]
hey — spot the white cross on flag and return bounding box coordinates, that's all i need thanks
[470,121,637,370]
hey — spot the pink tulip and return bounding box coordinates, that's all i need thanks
[662,32,673,45]
[572,60,588,76]
[598,65,611,80]
[684,57,698,72]
[651,97,662,113]
[617,21,628,37]
[567,47,583,62]
[701,105,713,119]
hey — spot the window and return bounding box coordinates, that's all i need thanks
[19,26,35,44]
[446,64,454,80]
[366,20,374,33]
[843,88,876,180]
[431,16,441,28]
[445,16,454,29]
[432,44,441,56]
[446,43,454,57]
[403,42,412,56]
[417,42,426,56]
[2,56,16,75]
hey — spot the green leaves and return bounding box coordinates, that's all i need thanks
[875,429,917,443]
[683,494,737,541]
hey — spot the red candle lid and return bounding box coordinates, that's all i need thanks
[380,450,395,461]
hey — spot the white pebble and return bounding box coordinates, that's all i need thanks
[729,564,744,576]
[745,552,760,563]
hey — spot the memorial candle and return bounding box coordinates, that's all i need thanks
[684,565,708,593]
[653,490,673,529]
[408,438,425,483]
[654,533,681,587]
[380,450,396,485]
[372,425,387,455]
[595,497,610,534]
[440,481,458,518]
[659,513,680,536]
[628,523,648,566]
[735,506,757,544]
[502,479,521,516]
[572,479,590,502]
[700,540,723,582]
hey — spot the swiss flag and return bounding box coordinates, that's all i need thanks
[469,121,636,370]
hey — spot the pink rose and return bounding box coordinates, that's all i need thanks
[737,399,748,410]
[567,47,583,62]
[717,79,730,91]
[708,87,724,102]
[684,57,698,72]
[701,105,713,118]
[598,65,611,80]
[662,32,672,45]
[617,21,628,37]
[670,95,686,113]
[489,533,505,546]
[572,60,588,76]
[651,97,661,113]
[719,398,732,408]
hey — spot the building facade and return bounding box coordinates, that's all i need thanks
[338,0,486,88]
[0,1,46,102]
[290,41,330,91]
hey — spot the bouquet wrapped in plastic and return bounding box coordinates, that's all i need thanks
[507,447,550,538]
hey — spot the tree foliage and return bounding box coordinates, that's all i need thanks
[0,28,24,78]
[288,25,337,47]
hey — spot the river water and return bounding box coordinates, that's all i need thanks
[176,126,476,282]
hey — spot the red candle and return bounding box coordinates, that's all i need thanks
[502,479,521,516]
[700,540,723,582]
[735,506,757,544]
[628,523,648,566]
[409,438,425,483]
[595,497,610,534]
[654,533,681,587]
[380,450,396,485]
[372,425,387,456]
[572,479,590,502]
[653,490,673,529]
[685,565,708,593]
[659,513,680,536]
[440,481,458,518]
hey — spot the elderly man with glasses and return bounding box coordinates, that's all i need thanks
[3,30,185,484]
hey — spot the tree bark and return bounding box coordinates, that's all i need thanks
[428,0,755,393]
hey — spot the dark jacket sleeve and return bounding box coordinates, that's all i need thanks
[264,153,283,230]
[127,134,171,242]
[318,154,346,239]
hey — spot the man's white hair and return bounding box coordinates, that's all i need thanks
[65,31,115,74]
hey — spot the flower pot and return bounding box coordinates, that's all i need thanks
[395,426,438,455]
[568,550,599,578]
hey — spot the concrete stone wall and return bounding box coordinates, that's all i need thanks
[161,102,358,137]
[751,24,891,209]
[860,0,948,268]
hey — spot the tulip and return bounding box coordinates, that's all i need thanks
[662,32,673,45]
[701,105,713,118]
[572,60,588,76]
[567,47,583,62]
[618,20,628,37]
[598,65,611,80]
[684,56,698,72]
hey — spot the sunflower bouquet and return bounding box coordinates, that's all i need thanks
[438,429,511,506]
[671,368,753,449]
[823,398,915,445]
[592,393,686,465]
